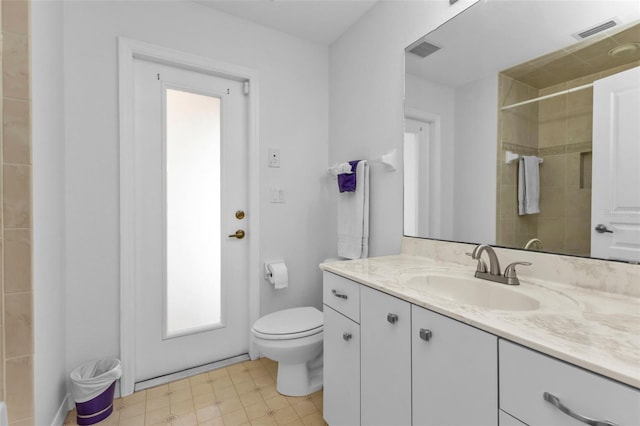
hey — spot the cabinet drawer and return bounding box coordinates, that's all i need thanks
[323,272,360,323]
[500,340,640,425]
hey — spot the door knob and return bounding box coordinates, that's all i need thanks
[594,224,613,234]
[228,230,246,239]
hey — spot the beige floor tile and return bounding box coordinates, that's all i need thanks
[222,409,250,426]
[300,413,327,426]
[193,393,217,409]
[271,406,299,425]
[234,378,259,395]
[172,412,198,426]
[250,415,278,426]
[257,386,280,401]
[198,416,225,426]
[147,385,170,400]
[239,390,265,409]
[119,413,146,426]
[264,395,289,412]
[170,388,193,403]
[170,397,195,416]
[144,407,171,426]
[195,403,222,423]
[119,401,147,420]
[189,372,210,386]
[290,400,317,419]
[123,390,147,405]
[64,359,322,426]
[215,384,239,400]
[168,379,191,391]
[218,398,244,416]
[244,400,272,421]
[191,382,214,397]
[146,396,171,412]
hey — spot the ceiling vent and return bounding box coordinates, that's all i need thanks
[407,40,441,58]
[573,18,620,40]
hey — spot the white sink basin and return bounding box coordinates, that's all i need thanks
[402,272,541,311]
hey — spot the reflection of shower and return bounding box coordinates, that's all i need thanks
[524,238,543,251]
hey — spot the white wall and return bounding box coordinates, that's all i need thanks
[63,0,331,381]
[31,1,68,423]
[405,74,455,239]
[329,0,478,256]
[453,75,498,244]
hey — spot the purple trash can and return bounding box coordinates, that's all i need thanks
[70,359,122,425]
[75,381,116,425]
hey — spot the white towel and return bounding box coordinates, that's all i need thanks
[518,156,540,215]
[337,160,369,259]
[328,162,354,176]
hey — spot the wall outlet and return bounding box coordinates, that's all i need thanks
[268,148,281,168]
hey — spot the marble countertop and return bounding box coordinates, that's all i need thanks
[320,254,640,389]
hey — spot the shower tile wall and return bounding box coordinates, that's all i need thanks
[496,75,539,248]
[1,0,35,424]
[497,60,640,256]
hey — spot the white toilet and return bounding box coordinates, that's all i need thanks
[251,306,324,396]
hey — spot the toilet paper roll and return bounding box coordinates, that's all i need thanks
[267,262,288,289]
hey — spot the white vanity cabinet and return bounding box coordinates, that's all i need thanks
[360,286,411,426]
[412,305,498,425]
[499,340,640,425]
[323,272,361,426]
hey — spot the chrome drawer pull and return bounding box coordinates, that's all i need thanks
[332,289,348,299]
[543,392,618,426]
[387,313,398,324]
[343,332,352,342]
[419,328,432,341]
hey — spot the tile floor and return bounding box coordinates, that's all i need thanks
[64,358,326,426]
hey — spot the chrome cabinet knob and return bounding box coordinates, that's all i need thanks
[387,313,398,324]
[343,332,352,342]
[419,328,432,342]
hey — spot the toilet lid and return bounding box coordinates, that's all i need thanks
[253,307,323,339]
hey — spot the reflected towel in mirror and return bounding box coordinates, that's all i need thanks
[518,156,540,215]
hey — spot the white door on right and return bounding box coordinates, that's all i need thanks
[592,66,640,262]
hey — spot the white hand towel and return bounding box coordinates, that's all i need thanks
[337,160,369,259]
[518,156,540,215]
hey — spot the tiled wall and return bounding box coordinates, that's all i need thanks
[1,0,35,424]
[497,61,639,255]
[496,75,539,248]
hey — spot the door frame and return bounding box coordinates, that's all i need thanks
[404,108,442,238]
[118,37,261,396]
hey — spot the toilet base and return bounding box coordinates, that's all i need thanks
[276,360,323,397]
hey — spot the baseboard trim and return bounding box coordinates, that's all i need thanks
[51,393,72,426]
[134,354,249,391]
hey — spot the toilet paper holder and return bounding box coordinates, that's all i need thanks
[264,260,285,280]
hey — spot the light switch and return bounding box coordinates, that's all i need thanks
[269,187,285,203]
[268,148,281,168]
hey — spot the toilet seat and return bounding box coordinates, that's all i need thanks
[252,307,323,340]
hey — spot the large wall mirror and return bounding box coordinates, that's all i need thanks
[404,0,640,263]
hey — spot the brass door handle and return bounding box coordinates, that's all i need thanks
[228,230,245,239]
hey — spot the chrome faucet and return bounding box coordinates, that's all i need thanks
[468,244,531,285]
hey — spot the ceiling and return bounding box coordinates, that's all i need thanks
[196,0,378,45]
[405,0,640,89]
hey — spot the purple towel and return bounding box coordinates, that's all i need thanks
[338,160,359,193]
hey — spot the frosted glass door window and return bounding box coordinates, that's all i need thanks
[165,88,221,337]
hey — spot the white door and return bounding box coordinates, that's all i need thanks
[133,58,249,382]
[404,118,431,237]
[592,66,640,262]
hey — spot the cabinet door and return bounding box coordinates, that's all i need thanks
[500,340,640,425]
[360,286,411,426]
[323,305,360,426]
[412,305,498,426]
